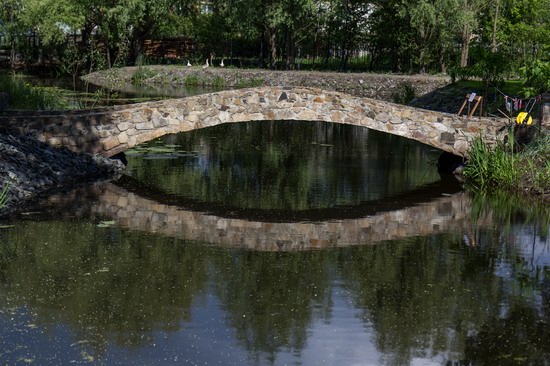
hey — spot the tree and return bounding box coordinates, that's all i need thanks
[0,0,24,69]
[325,0,371,71]
[458,0,490,67]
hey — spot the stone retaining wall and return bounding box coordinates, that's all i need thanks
[84,66,450,102]
[0,87,508,158]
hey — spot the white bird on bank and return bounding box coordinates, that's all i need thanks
[220,59,224,67]
[202,59,209,69]
[186,60,192,67]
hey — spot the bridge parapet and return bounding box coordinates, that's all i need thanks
[0,87,508,157]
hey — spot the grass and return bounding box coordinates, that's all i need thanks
[453,79,537,118]
[131,66,156,85]
[234,77,264,89]
[0,182,9,209]
[0,74,69,110]
[211,76,226,88]
[184,75,202,87]
[463,130,550,201]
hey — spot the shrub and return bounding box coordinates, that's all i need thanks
[184,75,202,86]
[211,76,226,88]
[392,83,416,104]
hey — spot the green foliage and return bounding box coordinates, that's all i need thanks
[520,60,550,97]
[184,74,202,87]
[0,74,69,110]
[463,133,520,189]
[211,76,226,88]
[392,83,416,104]
[234,77,264,89]
[0,0,549,74]
[469,48,511,85]
[131,65,155,86]
[463,131,550,198]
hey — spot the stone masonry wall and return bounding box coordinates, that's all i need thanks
[0,87,509,158]
[84,66,450,103]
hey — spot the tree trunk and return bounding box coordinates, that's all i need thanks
[460,24,470,68]
[269,31,277,69]
[259,38,264,68]
[491,0,500,53]
[10,39,16,70]
[439,49,447,74]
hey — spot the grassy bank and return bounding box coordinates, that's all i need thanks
[463,130,550,202]
[0,74,69,110]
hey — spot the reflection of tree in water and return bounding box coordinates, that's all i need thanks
[127,120,440,210]
[338,232,550,365]
[464,303,550,365]
[210,250,335,363]
[0,222,209,351]
[1,219,549,364]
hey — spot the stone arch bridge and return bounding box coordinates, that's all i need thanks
[0,87,508,157]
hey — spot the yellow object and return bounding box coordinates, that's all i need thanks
[516,112,532,125]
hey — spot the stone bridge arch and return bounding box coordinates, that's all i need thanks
[0,87,508,157]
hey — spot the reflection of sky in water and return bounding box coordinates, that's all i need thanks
[0,282,383,365]
[1,197,549,364]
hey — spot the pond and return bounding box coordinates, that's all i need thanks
[1,117,550,363]
[23,76,218,108]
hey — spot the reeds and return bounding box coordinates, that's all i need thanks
[0,74,68,110]
[463,130,550,196]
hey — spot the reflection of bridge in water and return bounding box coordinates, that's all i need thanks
[37,176,493,251]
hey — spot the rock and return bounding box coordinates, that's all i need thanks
[0,134,124,217]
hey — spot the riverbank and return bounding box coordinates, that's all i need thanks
[461,128,550,203]
[83,66,450,103]
[0,134,124,217]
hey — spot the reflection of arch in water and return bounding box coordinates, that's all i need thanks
[38,178,488,251]
[115,175,464,222]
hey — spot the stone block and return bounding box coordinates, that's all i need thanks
[102,136,120,151]
[136,122,154,130]
[118,132,128,144]
[117,122,132,131]
[153,117,169,128]
[98,130,111,138]
[297,109,318,120]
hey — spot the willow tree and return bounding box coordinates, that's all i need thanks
[0,0,24,69]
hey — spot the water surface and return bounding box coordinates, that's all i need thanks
[0,121,549,365]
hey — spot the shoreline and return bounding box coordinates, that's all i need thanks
[0,134,124,218]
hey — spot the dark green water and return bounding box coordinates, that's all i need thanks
[0,121,549,365]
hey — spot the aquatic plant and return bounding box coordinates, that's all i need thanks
[463,130,550,200]
[131,66,155,85]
